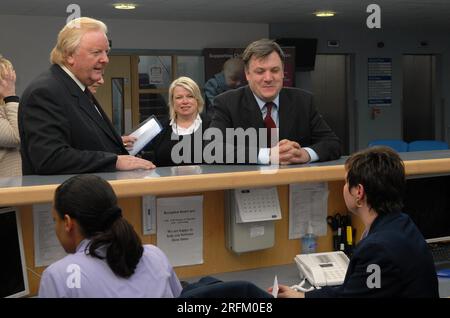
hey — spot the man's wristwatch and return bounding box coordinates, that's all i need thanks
[3,96,20,103]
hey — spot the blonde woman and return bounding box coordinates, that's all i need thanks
[142,76,210,166]
[0,55,21,176]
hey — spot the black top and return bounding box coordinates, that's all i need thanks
[141,113,211,167]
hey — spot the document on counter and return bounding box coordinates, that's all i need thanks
[33,203,67,267]
[289,182,329,239]
[128,115,163,156]
[156,195,203,267]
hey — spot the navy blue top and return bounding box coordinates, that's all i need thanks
[307,212,439,297]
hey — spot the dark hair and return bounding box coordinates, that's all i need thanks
[345,146,405,216]
[242,38,285,70]
[54,174,143,278]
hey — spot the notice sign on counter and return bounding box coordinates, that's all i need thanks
[368,57,392,107]
[156,195,203,267]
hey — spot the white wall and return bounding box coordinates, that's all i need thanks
[0,15,268,94]
[270,23,450,149]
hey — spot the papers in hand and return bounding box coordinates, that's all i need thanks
[128,115,163,156]
[272,275,279,298]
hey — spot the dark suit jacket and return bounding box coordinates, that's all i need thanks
[180,276,273,298]
[210,86,341,163]
[307,212,439,298]
[19,64,127,175]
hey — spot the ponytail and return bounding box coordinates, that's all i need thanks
[55,174,143,278]
[89,215,143,278]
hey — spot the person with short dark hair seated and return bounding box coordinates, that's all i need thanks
[272,147,439,298]
[39,174,182,297]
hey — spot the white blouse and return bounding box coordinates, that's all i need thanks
[170,113,202,136]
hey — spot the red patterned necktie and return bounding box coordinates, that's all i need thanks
[264,102,277,147]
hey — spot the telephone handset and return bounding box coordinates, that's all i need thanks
[294,251,349,287]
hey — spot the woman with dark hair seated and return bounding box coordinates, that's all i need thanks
[39,174,182,297]
[273,147,438,298]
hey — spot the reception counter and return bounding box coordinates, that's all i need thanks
[2,150,450,295]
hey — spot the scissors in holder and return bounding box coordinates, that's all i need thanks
[327,213,342,231]
[327,213,342,251]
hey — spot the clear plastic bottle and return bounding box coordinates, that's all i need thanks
[301,222,317,254]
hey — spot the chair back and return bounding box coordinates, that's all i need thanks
[408,140,449,152]
[368,139,408,152]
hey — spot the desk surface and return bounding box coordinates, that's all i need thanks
[1,150,450,205]
[186,263,450,298]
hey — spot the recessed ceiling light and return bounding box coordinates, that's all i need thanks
[114,3,136,10]
[314,11,335,17]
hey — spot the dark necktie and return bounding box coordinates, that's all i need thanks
[84,88,103,118]
[264,102,277,147]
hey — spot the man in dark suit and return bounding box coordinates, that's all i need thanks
[19,17,154,175]
[210,39,341,164]
[273,147,439,297]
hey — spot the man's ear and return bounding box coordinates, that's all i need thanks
[66,54,75,67]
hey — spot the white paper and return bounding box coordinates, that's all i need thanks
[33,203,67,267]
[156,196,203,267]
[272,275,279,298]
[142,195,156,235]
[289,182,329,239]
[128,116,162,156]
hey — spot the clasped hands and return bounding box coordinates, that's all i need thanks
[269,139,311,165]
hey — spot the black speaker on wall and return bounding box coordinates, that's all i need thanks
[276,38,318,71]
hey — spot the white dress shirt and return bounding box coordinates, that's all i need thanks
[253,94,319,164]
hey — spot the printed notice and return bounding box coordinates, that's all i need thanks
[368,57,392,107]
[289,182,329,239]
[33,203,67,267]
[156,196,203,267]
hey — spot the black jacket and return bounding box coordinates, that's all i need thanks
[210,85,342,163]
[307,212,439,297]
[19,65,127,175]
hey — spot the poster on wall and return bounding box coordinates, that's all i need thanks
[156,195,203,267]
[368,58,392,107]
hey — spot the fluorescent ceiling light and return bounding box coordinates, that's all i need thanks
[314,11,335,17]
[114,3,136,10]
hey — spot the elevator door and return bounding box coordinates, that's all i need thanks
[310,55,350,154]
[402,55,435,142]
